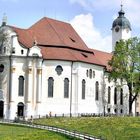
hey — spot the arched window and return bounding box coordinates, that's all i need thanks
[18,76,24,96]
[108,86,111,104]
[64,78,69,98]
[120,109,123,114]
[120,88,123,105]
[3,47,6,53]
[0,64,4,73]
[0,101,4,118]
[48,77,54,97]
[89,69,92,79]
[114,87,117,105]
[82,79,86,99]
[114,108,117,114]
[95,81,99,101]
[93,71,95,78]
[86,70,88,77]
[17,102,24,117]
[21,50,24,54]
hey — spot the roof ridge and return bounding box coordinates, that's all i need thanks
[46,18,66,46]
[91,48,112,54]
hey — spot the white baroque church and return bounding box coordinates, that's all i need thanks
[0,6,135,120]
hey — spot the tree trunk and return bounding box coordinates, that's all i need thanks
[128,84,133,115]
[129,93,133,115]
[128,84,138,115]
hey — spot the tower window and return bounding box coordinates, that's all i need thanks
[115,26,120,32]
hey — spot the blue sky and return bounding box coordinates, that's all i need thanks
[0,0,140,52]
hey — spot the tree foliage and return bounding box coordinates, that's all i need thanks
[0,27,8,53]
[109,37,140,114]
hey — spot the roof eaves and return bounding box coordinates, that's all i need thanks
[37,44,94,54]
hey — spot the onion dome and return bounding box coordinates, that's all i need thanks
[112,5,131,30]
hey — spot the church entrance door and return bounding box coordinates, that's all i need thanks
[0,101,4,118]
[17,102,24,117]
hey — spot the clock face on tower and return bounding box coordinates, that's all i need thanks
[126,28,129,33]
[115,26,120,32]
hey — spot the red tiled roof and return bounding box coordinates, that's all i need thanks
[9,17,112,67]
[10,17,89,50]
[40,46,104,66]
[91,49,112,71]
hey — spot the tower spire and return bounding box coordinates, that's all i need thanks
[118,1,125,17]
[121,0,124,11]
[112,1,131,51]
[2,13,7,26]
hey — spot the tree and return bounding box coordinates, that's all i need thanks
[0,27,8,53]
[108,37,140,114]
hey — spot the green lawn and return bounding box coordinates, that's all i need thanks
[34,117,140,140]
[0,124,79,140]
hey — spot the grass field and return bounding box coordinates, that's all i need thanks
[0,124,79,140]
[34,117,140,140]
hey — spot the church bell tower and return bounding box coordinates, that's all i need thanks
[112,4,131,51]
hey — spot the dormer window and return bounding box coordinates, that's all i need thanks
[81,53,88,58]
[69,37,76,43]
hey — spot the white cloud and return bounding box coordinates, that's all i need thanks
[70,0,140,29]
[69,0,118,11]
[125,0,140,28]
[70,13,112,52]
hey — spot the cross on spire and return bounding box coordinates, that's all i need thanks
[121,0,123,10]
